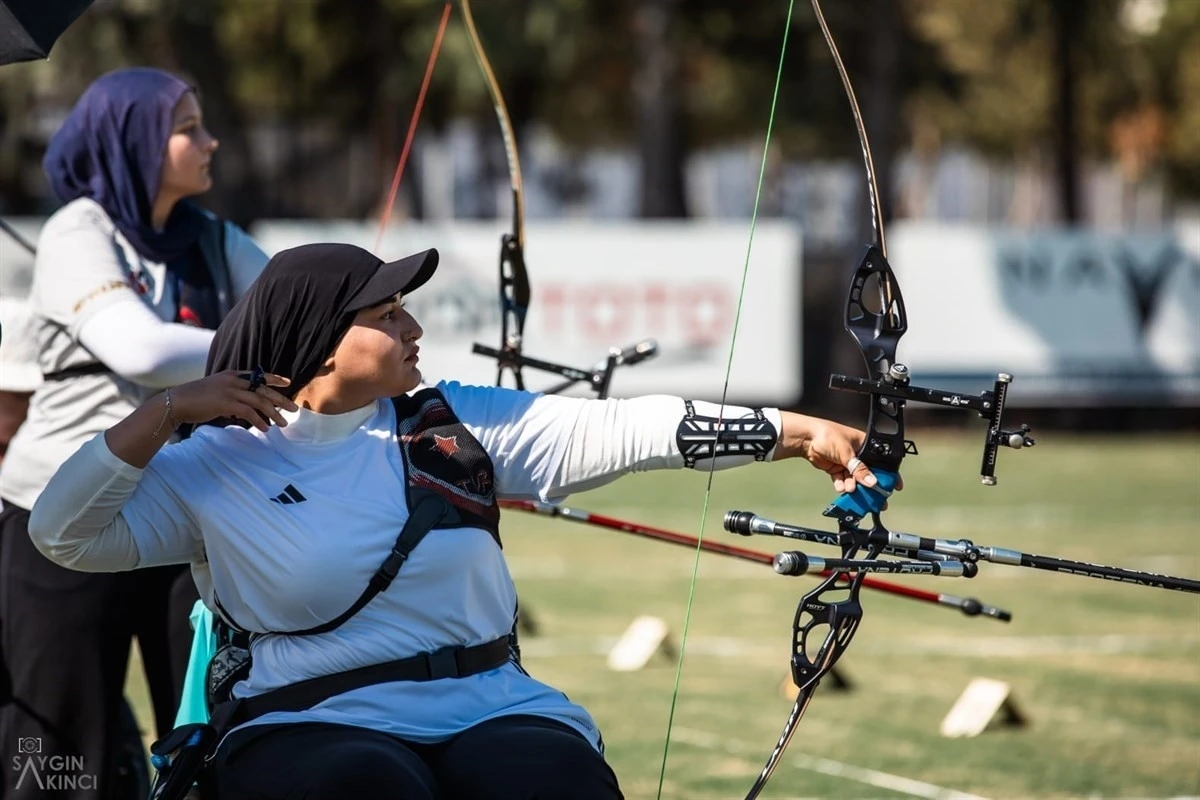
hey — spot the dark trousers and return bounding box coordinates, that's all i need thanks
[215,715,625,800]
[0,503,198,800]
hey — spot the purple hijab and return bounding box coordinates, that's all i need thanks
[42,68,204,264]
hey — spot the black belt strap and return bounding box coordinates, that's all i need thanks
[42,362,111,382]
[211,635,511,731]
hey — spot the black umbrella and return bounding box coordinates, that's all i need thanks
[0,0,94,66]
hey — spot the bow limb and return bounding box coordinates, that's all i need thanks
[459,0,531,389]
[810,0,886,257]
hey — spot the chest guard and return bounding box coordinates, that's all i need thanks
[391,388,501,546]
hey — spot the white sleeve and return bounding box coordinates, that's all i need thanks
[437,381,781,501]
[77,300,215,388]
[223,221,270,300]
[77,221,270,385]
[27,434,204,571]
[32,203,150,335]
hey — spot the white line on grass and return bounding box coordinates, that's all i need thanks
[670,727,991,800]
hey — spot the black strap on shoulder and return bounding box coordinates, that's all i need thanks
[212,488,459,638]
[195,216,233,319]
[42,362,112,382]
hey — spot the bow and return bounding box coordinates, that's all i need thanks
[460,3,659,398]
[459,0,532,390]
[648,1,1037,796]
[374,2,656,397]
[725,2,1037,795]
[709,1,1186,794]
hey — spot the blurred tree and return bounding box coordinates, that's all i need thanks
[632,0,687,217]
[1052,0,1084,222]
[1140,0,1200,200]
[1,0,1197,225]
[904,0,1200,219]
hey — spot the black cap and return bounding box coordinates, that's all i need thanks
[343,246,439,311]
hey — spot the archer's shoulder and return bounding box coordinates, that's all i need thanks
[430,380,546,427]
[433,380,518,407]
[37,198,116,244]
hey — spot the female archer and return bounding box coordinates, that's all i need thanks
[27,241,885,799]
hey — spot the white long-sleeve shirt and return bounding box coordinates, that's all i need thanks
[29,382,780,749]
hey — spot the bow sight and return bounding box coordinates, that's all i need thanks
[830,363,1036,486]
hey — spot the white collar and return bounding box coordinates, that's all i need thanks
[275,400,378,444]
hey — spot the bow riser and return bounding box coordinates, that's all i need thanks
[790,577,864,688]
[845,246,912,474]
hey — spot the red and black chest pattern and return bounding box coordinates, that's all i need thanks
[391,389,501,547]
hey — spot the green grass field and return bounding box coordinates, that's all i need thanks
[128,432,1200,799]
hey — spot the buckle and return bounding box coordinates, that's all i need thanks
[371,549,409,592]
[425,646,461,680]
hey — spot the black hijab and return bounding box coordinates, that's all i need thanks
[206,242,438,402]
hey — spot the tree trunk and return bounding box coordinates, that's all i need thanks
[632,0,688,218]
[1052,0,1082,223]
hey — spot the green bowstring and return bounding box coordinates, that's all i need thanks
[654,2,797,797]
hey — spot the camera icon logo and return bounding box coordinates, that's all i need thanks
[16,737,41,754]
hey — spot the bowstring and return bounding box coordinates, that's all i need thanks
[654,2,797,797]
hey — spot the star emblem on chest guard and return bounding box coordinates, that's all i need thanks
[432,434,460,458]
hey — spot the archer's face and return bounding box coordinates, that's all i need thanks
[327,295,424,398]
[159,92,218,201]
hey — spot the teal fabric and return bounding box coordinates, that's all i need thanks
[174,600,216,726]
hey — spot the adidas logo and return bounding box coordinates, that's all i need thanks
[270,484,307,505]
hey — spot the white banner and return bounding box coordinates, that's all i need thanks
[251,221,803,405]
[888,222,1200,405]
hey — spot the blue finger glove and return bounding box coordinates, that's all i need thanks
[823,469,900,520]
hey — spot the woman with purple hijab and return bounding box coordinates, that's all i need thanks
[0,68,269,800]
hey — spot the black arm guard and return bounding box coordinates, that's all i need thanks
[676,400,778,468]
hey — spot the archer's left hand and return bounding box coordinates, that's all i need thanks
[779,412,903,496]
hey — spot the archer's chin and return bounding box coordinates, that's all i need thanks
[400,366,423,394]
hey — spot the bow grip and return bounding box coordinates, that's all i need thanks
[823,470,900,521]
